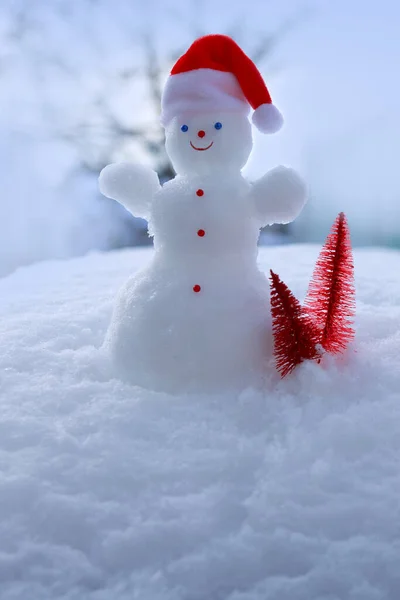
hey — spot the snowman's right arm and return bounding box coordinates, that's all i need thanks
[99,163,160,220]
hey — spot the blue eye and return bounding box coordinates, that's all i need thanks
[181,124,188,132]
[214,122,222,130]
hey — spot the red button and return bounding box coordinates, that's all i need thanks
[196,189,204,197]
[193,285,201,293]
[197,229,205,237]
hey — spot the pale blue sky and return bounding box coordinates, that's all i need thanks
[241,0,400,171]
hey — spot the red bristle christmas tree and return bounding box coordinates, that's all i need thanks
[269,270,321,378]
[303,212,355,353]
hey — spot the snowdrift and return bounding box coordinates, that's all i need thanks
[0,245,399,600]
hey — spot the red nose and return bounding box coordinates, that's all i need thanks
[197,130,206,138]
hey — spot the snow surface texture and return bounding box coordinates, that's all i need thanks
[100,112,306,393]
[1,245,400,599]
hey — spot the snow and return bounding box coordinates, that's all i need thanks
[1,244,400,599]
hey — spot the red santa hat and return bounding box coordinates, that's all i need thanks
[161,34,283,134]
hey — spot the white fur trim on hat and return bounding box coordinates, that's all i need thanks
[161,69,250,126]
[252,103,284,134]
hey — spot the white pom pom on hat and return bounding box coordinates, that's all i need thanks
[161,34,283,134]
[252,103,284,134]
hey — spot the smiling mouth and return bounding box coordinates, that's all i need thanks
[190,141,214,151]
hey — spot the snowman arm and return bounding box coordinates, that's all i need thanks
[99,163,160,220]
[250,166,307,227]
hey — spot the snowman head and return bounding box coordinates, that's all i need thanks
[165,112,252,175]
[161,34,283,175]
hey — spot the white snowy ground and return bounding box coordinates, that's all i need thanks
[0,245,400,600]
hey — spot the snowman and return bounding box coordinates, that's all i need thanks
[99,34,306,393]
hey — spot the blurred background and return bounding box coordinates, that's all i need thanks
[0,0,399,278]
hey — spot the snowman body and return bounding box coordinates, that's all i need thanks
[105,169,273,393]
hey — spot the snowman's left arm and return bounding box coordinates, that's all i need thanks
[249,166,307,227]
